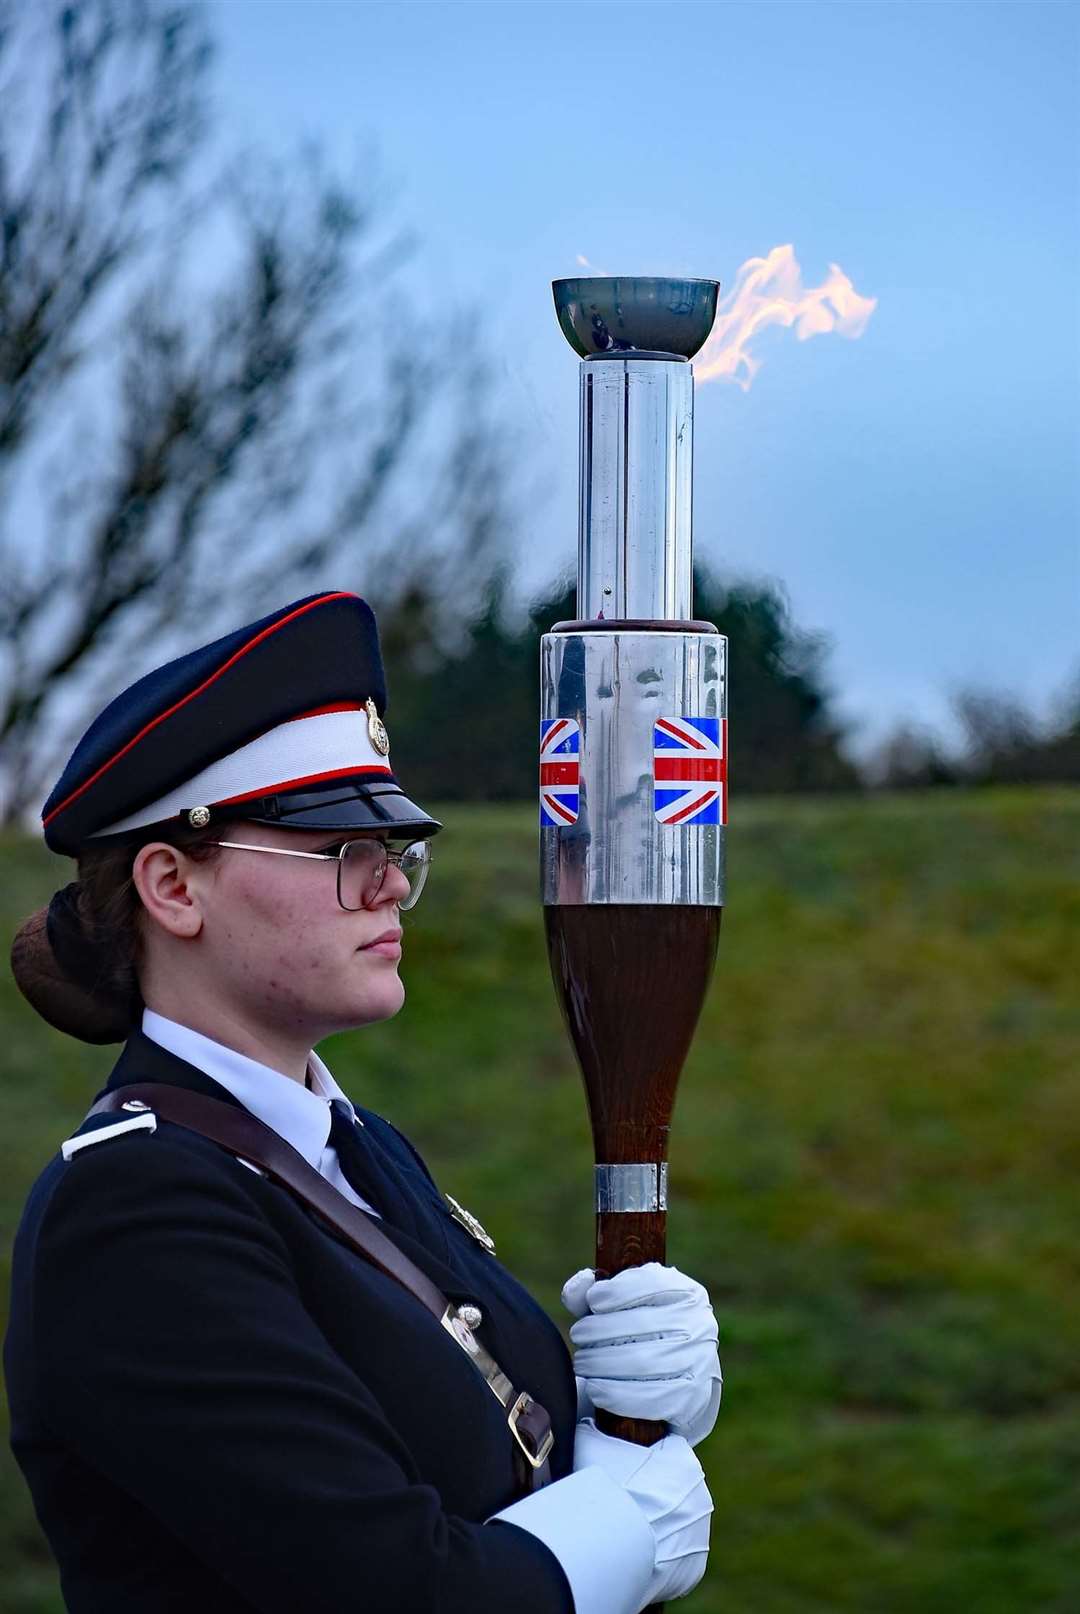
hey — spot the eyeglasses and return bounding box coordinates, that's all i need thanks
[205,837,431,912]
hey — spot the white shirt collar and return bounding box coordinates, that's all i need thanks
[141,1009,358,1173]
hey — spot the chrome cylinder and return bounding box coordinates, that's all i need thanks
[578,356,693,621]
[540,627,726,906]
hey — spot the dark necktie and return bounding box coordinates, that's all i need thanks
[327,1099,424,1242]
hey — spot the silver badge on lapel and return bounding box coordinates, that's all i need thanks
[445,1192,496,1254]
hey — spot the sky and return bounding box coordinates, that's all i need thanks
[210,0,1079,756]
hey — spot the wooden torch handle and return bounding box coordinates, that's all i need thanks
[595,1409,668,1446]
[595,1205,670,1605]
[596,1212,669,1448]
[547,904,721,1614]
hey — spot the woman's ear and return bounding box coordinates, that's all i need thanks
[132,843,205,940]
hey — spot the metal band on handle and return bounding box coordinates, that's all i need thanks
[595,1162,668,1213]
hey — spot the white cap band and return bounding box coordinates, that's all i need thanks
[90,708,392,839]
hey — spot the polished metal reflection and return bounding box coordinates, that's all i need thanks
[595,1163,669,1214]
[553,277,720,360]
[578,355,693,621]
[540,628,726,906]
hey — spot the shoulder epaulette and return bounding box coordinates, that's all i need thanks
[61,1113,157,1161]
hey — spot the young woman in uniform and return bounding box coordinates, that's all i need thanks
[6,591,720,1613]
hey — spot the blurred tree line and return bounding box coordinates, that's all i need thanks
[382,569,859,800]
[866,687,1080,792]
[378,581,1079,800]
[0,0,1074,820]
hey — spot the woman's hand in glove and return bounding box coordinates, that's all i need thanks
[562,1262,722,1447]
[491,1417,712,1614]
[574,1417,713,1607]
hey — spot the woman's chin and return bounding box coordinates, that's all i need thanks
[349,979,406,1027]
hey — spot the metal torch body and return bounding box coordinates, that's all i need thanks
[542,281,726,1451]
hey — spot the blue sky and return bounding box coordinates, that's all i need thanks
[211,0,1078,754]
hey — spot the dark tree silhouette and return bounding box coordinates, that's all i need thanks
[384,568,859,801]
[694,571,859,795]
[864,724,958,790]
[954,683,1080,786]
[868,678,1080,790]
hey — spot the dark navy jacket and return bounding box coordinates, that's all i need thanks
[5,1032,577,1612]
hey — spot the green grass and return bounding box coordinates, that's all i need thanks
[2,789,1078,1611]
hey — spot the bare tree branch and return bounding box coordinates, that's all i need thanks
[0,0,209,463]
[0,1,519,823]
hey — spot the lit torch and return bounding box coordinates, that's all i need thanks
[541,277,725,1454]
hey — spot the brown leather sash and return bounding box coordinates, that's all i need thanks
[87,1084,554,1494]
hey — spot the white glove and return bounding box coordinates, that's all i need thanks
[575,1417,713,1606]
[563,1262,722,1447]
[490,1418,712,1614]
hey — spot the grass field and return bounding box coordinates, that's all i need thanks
[1,789,1078,1612]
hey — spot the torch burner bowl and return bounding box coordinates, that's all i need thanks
[553,276,719,360]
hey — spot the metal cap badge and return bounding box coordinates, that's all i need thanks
[365,697,390,757]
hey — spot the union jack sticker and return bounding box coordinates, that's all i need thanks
[653,716,726,826]
[540,718,580,826]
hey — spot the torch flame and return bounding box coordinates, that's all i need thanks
[695,244,876,390]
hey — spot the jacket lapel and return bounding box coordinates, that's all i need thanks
[95,1028,479,1304]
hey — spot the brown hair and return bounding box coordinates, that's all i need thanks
[10,823,230,1045]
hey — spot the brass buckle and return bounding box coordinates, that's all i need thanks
[507,1392,554,1470]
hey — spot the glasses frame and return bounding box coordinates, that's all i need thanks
[203,837,431,912]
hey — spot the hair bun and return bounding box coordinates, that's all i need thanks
[10,898,136,1044]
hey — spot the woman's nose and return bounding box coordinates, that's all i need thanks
[374,859,411,906]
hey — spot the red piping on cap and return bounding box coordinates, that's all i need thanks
[215,765,394,807]
[44,593,360,828]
